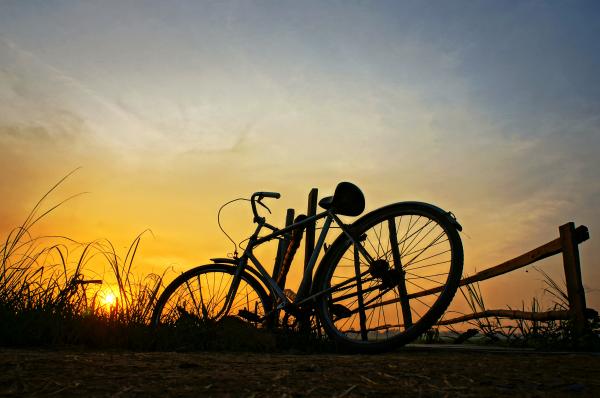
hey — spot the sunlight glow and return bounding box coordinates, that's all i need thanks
[101,291,117,307]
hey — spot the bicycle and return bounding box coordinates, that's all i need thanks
[152,182,463,353]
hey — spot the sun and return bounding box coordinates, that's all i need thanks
[101,291,117,307]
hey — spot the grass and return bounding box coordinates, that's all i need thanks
[0,170,162,348]
[442,270,600,350]
[0,171,333,352]
[3,171,597,352]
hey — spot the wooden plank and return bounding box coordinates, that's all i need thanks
[304,188,318,270]
[269,208,294,327]
[407,225,589,300]
[436,309,572,325]
[278,215,306,289]
[272,208,294,284]
[560,222,588,336]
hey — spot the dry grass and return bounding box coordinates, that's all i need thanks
[440,272,600,349]
[0,170,170,348]
[3,170,596,352]
[0,171,332,352]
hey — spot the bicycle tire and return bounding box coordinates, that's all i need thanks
[151,263,273,327]
[313,202,463,353]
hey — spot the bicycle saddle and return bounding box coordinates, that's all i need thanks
[318,181,365,216]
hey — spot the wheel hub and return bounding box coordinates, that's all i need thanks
[369,259,390,278]
[369,259,403,288]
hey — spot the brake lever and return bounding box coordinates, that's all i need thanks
[257,198,272,214]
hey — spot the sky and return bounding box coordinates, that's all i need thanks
[1,0,599,313]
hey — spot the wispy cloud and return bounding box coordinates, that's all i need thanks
[0,1,598,310]
[0,36,252,156]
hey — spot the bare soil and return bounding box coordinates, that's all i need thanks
[1,347,599,397]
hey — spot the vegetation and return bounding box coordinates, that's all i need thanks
[0,171,333,352]
[1,171,597,352]
[0,171,156,348]
[440,272,600,350]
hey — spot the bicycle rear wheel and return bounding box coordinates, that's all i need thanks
[314,202,463,352]
[151,264,272,327]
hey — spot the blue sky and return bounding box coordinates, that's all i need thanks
[1,1,599,310]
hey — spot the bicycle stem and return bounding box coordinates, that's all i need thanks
[216,210,376,318]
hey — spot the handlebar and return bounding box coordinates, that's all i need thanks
[251,191,281,223]
[254,192,281,200]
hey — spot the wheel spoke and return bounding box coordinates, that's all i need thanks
[153,266,271,327]
[404,231,446,268]
[402,219,436,259]
[318,205,462,349]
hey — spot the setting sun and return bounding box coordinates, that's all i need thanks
[0,2,599,395]
[101,291,117,307]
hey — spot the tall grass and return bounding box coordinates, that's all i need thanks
[0,172,332,352]
[0,171,164,347]
[447,268,599,349]
[457,282,513,341]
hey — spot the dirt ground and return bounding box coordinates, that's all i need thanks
[1,347,599,397]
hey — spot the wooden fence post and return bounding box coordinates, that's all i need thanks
[304,188,318,271]
[559,222,588,337]
[269,208,295,327]
[272,208,295,286]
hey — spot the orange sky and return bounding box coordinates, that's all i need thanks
[1,1,598,315]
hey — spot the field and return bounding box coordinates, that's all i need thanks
[2,347,599,397]
[2,175,599,397]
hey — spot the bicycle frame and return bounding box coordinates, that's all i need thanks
[218,209,376,318]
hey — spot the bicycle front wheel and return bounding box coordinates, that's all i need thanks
[151,264,272,327]
[314,202,463,352]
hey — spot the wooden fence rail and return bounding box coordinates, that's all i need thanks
[437,222,592,336]
[272,188,593,337]
[437,309,575,325]
[412,225,589,300]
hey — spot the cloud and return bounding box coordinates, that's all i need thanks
[0,36,252,157]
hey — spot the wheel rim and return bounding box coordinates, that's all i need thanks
[156,268,269,326]
[323,210,459,344]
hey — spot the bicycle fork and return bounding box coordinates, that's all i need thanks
[216,252,290,320]
[215,256,248,319]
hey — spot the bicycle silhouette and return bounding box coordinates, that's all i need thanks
[152,182,463,353]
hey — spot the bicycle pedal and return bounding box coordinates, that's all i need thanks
[176,306,203,323]
[283,288,297,301]
[237,309,262,323]
[331,303,352,319]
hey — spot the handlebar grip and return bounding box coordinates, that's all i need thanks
[255,191,281,199]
